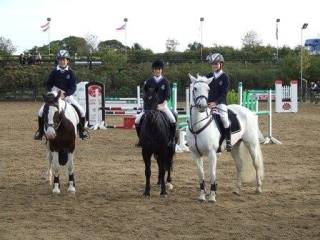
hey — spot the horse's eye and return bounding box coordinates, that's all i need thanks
[194,87,197,91]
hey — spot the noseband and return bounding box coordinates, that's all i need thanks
[192,80,209,109]
[189,80,214,156]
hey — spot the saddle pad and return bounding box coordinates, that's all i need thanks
[213,109,241,151]
[213,109,241,134]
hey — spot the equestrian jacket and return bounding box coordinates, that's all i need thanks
[144,77,171,104]
[206,72,229,104]
[47,67,77,96]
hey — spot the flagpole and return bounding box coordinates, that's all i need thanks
[276,18,280,62]
[47,17,51,58]
[124,18,128,54]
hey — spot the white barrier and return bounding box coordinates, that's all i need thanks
[238,82,281,145]
[275,80,298,113]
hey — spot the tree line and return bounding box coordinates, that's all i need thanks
[0,34,319,100]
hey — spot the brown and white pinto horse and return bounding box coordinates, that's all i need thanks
[42,91,79,194]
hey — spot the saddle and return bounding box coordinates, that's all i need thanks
[212,109,241,148]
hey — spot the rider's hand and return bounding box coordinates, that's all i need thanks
[60,91,66,100]
[208,102,217,109]
[157,103,165,111]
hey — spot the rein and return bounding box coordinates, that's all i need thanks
[188,80,215,156]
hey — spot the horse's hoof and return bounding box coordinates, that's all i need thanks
[68,185,76,193]
[198,191,206,202]
[255,187,262,194]
[208,192,216,202]
[166,182,174,190]
[52,183,60,194]
[233,190,241,196]
[160,193,168,198]
[143,192,150,197]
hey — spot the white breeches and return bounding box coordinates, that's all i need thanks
[135,103,176,124]
[38,96,85,118]
[213,104,230,128]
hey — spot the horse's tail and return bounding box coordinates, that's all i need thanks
[159,146,174,172]
[236,141,264,183]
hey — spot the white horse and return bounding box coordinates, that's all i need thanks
[42,91,79,194]
[186,74,264,202]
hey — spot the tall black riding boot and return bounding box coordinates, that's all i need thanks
[225,126,232,152]
[78,117,89,140]
[169,122,177,148]
[135,124,141,147]
[34,116,44,140]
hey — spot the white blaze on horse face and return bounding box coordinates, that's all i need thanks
[45,106,59,139]
[193,81,210,111]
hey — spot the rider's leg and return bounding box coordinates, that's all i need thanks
[218,104,232,152]
[34,105,45,140]
[65,96,88,140]
[161,105,176,147]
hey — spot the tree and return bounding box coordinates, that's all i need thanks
[241,31,262,48]
[62,36,89,56]
[131,43,144,51]
[166,39,179,52]
[187,42,203,51]
[98,40,126,51]
[0,36,16,56]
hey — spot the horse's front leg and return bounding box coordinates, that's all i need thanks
[46,151,53,185]
[51,151,60,194]
[66,152,76,193]
[208,150,218,202]
[192,152,206,201]
[142,149,152,197]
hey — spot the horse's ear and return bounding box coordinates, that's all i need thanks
[207,77,214,85]
[188,73,196,83]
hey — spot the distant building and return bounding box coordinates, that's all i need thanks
[305,39,320,55]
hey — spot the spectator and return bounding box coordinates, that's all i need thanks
[35,52,42,64]
[19,53,25,65]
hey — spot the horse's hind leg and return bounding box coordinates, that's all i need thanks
[247,142,264,194]
[52,152,60,194]
[192,152,206,201]
[231,142,242,195]
[67,153,76,193]
[142,149,152,197]
[158,157,167,197]
[166,167,173,190]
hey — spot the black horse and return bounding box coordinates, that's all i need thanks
[140,88,175,197]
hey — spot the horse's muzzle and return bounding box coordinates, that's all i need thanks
[45,126,56,139]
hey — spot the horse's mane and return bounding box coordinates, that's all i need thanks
[140,89,171,151]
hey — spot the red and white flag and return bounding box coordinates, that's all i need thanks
[41,21,50,32]
[116,24,126,31]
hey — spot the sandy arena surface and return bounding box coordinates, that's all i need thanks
[0,102,319,240]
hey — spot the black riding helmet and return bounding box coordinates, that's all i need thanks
[152,60,164,70]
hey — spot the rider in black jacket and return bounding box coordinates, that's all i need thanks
[206,53,232,151]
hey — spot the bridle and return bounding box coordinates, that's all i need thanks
[44,102,64,131]
[188,80,214,156]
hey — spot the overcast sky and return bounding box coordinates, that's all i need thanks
[1,0,319,53]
